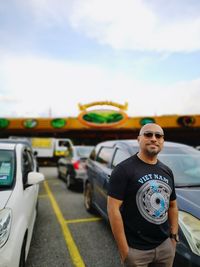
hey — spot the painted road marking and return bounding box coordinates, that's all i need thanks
[44,180,85,267]
[65,217,102,224]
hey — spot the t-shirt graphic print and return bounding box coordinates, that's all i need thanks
[136,179,171,225]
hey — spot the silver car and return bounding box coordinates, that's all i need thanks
[57,145,94,189]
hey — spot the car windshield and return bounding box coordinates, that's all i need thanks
[0,150,15,188]
[158,147,200,187]
[76,146,94,158]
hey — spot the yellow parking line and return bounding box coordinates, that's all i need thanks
[44,180,85,267]
[66,217,102,224]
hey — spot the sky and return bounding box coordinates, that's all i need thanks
[1,0,200,118]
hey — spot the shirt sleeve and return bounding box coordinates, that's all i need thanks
[108,164,129,200]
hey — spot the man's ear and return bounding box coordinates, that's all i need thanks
[137,136,140,143]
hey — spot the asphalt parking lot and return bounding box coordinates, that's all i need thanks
[26,167,121,267]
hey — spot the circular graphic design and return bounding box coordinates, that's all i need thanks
[136,180,171,225]
[51,118,66,128]
[177,116,195,127]
[0,118,9,129]
[23,119,38,128]
[140,117,155,126]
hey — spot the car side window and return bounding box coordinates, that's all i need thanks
[65,147,74,159]
[112,148,130,168]
[0,151,15,187]
[89,148,98,160]
[96,147,114,166]
[22,149,34,185]
[27,150,35,171]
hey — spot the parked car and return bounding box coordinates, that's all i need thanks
[0,138,39,171]
[0,142,44,267]
[84,139,200,267]
[57,145,94,189]
[196,145,200,151]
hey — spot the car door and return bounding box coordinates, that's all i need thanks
[92,146,114,216]
[58,156,68,177]
[21,148,38,229]
[58,147,74,178]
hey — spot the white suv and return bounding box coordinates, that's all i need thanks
[0,142,44,267]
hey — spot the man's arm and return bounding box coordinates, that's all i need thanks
[168,199,179,245]
[107,196,129,262]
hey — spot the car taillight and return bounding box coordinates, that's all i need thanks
[73,161,80,170]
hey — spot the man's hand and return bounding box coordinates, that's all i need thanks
[121,247,129,263]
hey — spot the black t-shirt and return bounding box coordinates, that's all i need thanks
[108,154,176,250]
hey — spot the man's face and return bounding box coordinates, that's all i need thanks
[138,124,164,156]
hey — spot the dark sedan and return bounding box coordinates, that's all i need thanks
[84,140,200,267]
[57,145,94,189]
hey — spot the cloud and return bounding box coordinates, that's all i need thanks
[0,95,19,103]
[171,79,200,114]
[1,54,200,117]
[3,0,200,53]
[25,0,72,26]
[68,0,200,52]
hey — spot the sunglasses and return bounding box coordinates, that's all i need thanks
[141,131,164,140]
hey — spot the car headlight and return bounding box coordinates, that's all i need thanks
[0,209,12,248]
[179,210,200,256]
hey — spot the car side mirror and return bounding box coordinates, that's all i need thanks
[27,172,45,185]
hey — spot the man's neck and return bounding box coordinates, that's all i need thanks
[137,152,158,165]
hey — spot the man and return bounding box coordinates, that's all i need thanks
[107,123,178,267]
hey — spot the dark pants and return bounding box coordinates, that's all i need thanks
[123,238,176,267]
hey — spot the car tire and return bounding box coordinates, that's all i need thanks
[84,182,96,214]
[19,235,27,267]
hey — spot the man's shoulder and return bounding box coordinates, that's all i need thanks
[117,154,137,169]
[157,159,173,174]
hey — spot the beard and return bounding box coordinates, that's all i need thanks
[146,145,161,156]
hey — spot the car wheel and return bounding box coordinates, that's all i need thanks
[84,182,96,213]
[19,236,26,267]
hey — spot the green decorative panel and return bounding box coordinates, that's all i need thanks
[140,117,155,126]
[51,118,66,128]
[0,118,10,129]
[78,109,128,128]
[23,119,38,128]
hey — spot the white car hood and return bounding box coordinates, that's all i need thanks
[0,190,12,209]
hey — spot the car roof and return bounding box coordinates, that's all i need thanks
[73,145,94,149]
[0,138,32,147]
[0,139,32,151]
[96,139,194,149]
[0,142,18,150]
